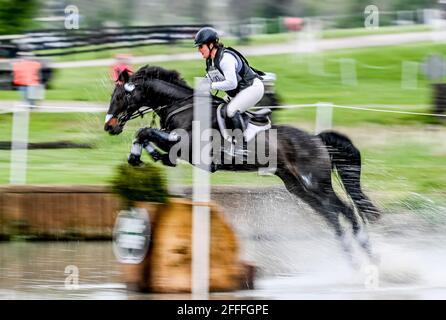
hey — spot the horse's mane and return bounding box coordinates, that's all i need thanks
[131,65,193,91]
[129,64,224,107]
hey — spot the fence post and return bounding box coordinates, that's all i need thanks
[425,9,445,42]
[296,18,324,75]
[315,102,333,134]
[433,83,446,117]
[9,105,30,184]
[401,61,419,90]
[340,58,357,86]
[192,77,211,298]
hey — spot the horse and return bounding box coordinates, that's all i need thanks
[104,65,381,267]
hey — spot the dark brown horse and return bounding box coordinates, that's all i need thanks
[104,65,381,266]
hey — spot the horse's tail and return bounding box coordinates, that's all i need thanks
[317,130,381,223]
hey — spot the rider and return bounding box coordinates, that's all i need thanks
[194,27,265,135]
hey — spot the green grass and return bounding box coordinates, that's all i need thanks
[361,142,446,194]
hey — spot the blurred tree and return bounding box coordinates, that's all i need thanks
[60,0,136,28]
[257,0,294,18]
[336,0,398,28]
[229,0,253,21]
[392,0,438,11]
[119,0,135,26]
[0,0,38,35]
[340,0,376,28]
[299,0,351,17]
[187,0,208,23]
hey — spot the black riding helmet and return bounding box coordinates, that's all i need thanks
[194,27,219,47]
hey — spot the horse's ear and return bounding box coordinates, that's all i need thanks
[118,69,130,83]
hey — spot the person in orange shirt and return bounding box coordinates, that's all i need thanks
[13,51,42,107]
[111,53,133,84]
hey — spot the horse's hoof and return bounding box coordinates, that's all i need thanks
[161,155,176,167]
[366,209,382,223]
[128,154,144,166]
[209,163,219,173]
[150,151,162,162]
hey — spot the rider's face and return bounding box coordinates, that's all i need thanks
[198,43,212,59]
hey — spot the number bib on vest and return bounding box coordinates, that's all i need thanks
[207,66,225,82]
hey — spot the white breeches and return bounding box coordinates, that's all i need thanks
[226,78,264,118]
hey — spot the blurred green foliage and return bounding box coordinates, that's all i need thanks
[111,162,169,207]
[0,0,37,35]
[392,0,438,11]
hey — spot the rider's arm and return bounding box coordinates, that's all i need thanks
[210,53,238,91]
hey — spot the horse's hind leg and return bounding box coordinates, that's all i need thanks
[306,175,377,265]
[326,191,377,264]
[276,169,358,267]
[312,191,366,268]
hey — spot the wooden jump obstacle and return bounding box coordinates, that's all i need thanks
[120,198,254,293]
[0,185,119,239]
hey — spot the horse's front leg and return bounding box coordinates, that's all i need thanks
[128,127,180,167]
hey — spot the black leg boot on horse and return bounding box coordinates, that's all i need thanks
[128,127,179,167]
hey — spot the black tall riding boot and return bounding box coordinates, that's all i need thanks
[231,111,246,133]
[230,111,247,157]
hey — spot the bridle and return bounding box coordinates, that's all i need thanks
[117,91,194,130]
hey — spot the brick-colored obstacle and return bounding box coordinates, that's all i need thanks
[0,185,119,239]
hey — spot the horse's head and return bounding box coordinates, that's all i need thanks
[104,65,194,134]
[104,69,146,135]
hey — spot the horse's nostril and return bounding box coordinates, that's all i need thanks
[104,124,111,131]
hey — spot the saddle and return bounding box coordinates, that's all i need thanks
[216,103,272,143]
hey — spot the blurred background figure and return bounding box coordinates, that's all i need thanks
[111,53,133,83]
[12,51,43,108]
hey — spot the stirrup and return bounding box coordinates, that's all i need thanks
[225,139,248,158]
[225,143,236,157]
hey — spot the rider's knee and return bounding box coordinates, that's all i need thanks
[226,106,238,118]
